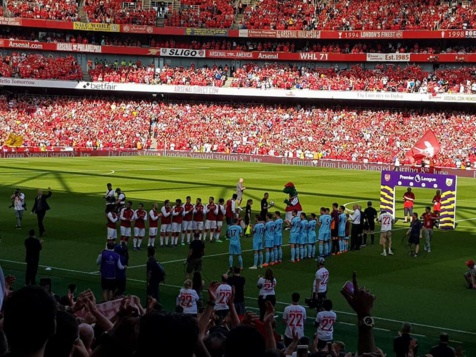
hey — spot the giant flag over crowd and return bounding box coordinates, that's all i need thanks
[405,129,441,162]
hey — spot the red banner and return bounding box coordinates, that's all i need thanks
[0,39,474,62]
[405,129,441,161]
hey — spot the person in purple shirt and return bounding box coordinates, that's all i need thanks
[96,241,124,302]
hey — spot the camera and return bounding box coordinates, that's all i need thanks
[9,189,21,209]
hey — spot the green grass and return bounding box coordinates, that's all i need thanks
[0,157,475,355]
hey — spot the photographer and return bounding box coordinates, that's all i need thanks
[10,188,25,229]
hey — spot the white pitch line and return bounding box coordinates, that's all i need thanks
[339,322,355,326]
[2,257,476,337]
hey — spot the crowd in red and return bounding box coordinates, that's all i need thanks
[88,62,227,86]
[242,0,476,30]
[3,28,476,55]
[230,63,476,94]
[83,0,157,25]
[0,96,152,150]
[0,53,82,80]
[1,95,475,168]
[6,0,78,21]
[164,0,235,28]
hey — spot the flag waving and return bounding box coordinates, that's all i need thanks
[406,129,441,161]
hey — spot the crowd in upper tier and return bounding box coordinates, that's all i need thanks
[3,0,475,30]
[1,95,475,169]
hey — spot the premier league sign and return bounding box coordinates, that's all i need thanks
[380,170,457,230]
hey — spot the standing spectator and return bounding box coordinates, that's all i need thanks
[146,246,165,301]
[236,178,246,205]
[403,188,415,223]
[177,279,200,316]
[25,229,43,286]
[96,241,124,301]
[214,274,233,319]
[260,192,271,221]
[186,232,205,279]
[464,259,476,289]
[104,183,115,213]
[11,188,25,229]
[313,257,329,311]
[227,218,244,270]
[428,333,456,357]
[3,286,57,357]
[349,204,362,251]
[394,322,418,357]
[282,292,307,346]
[31,187,52,237]
[257,267,276,321]
[315,299,337,350]
[192,271,205,309]
[407,213,422,258]
[363,201,378,246]
[227,266,246,315]
[421,206,438,253]
[378,209,395,256]
[114,242,129,297]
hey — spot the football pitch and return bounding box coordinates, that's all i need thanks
[0,156,475,355]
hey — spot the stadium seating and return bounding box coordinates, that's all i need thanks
[164,0,235,28]
[6,0,78,21]
[84,0,157,24]
[1,95,474,167]
[1,53,83,80]
[242,0,474,30]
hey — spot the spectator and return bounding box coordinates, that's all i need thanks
[176,279,200,316]
[186,232,205,279]
[428,333,456,357]
[394,322,418,357]
[282,292,307,346]
[315,299,337,350]
[257,268,277,321]
[3,286,57,357]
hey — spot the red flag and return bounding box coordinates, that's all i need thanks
[406,129,441,161]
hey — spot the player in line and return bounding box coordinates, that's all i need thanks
[287,210,301,263]
[250,215,265,269]
[273,211,284,263]
[307,213,317,259]
[299,212,309,260]
[227,218,244,270]
[318,207,332,257]
[262,213,276,267]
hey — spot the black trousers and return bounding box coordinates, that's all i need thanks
[258,294,276,321]
[350,224,361,250]
[36,210,46,236]
[25,261,39,285]
[147,281,160,302]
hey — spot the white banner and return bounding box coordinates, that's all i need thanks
[0,78,475,103]
[160,48,206,58]
[366,53,411,62]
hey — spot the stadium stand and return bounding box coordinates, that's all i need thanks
[164,0,235,28]
[83,0,157,25]
[6,0,78,20]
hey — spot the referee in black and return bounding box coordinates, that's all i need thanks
[186,233,205,279]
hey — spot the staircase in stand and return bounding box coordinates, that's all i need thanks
[78,0,88,22]
[231,0,256,29]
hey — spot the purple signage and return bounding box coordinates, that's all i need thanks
[380,171,457,191]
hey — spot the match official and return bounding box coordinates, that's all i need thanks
[31,187,52,237]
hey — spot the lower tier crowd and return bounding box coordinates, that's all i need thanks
[0,94,475,168]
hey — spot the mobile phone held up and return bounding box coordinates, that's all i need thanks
[343,281,354,294]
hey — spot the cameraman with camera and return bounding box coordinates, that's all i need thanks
[10,188,26,229]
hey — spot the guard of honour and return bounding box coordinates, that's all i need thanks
[104,183,441,264]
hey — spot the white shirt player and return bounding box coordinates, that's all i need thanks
[214,283,233,311]
[378,212,395,232]
[283,304,307,339]
[177,288,200,315]
[316,309,337,341]
[314,267,329,293]
[257,278,277,297]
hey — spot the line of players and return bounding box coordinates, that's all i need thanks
[105,194,245,250]
[248,206,350,269]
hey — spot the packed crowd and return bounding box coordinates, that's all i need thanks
[83,0,158,25]
[164,0,235,28]
[1,94,476,168]
[241,0,475,31]
[5,0,78,21]
[229,63,476,94]
[3,28,476,55]
[0,53,82,80]
[88,62,227,86]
